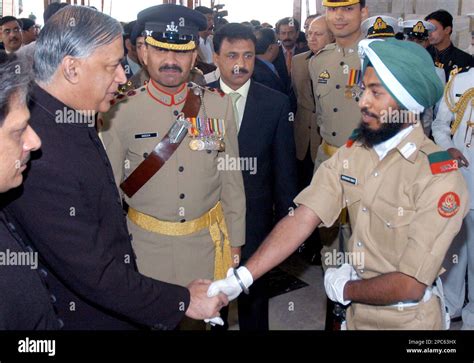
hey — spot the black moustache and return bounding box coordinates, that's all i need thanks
[159,65,183,72]
[361,108,378,119]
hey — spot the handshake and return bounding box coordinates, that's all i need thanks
[185,267,253,326]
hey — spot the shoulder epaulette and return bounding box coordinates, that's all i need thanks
[345,128,360,148]
[109,86,142,107]
[427,150,459,175]
[204,86,225,98]
[315,43,336,57]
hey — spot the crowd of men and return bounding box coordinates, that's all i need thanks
[0,0,473,331]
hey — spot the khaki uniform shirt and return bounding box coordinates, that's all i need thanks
[295,125,469,329]
[291,50,321,161]
[99,80,246,286]
[309,41,362,149]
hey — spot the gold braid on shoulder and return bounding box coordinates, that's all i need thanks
[445,73,474,135]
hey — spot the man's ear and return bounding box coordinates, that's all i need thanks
[191,49,198,66]
[61,55,81,84]
[212,51,219,67]
[125,38,133,53]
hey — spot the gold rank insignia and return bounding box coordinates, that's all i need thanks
[318,70,330,84]
[413,21,426,34]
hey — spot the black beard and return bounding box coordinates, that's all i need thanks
[358,119,405,148]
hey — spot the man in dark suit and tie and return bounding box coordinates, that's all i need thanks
[211,23,298,330]
[273,17,304,95]
[253,27,286,94]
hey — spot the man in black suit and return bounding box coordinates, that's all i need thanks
[212,23,298,330]
[253,27,286,94]
[273,17,304,94]
[0,52,59,330]
[4,5,227,330]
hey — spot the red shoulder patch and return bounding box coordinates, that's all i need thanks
[438,192,461,218]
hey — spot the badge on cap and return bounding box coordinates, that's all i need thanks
[438,192,461,218]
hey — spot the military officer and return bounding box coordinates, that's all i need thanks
[119,18,207,95]
[291,16,333,184]
[100,4,245,296]
[432,66,474,329]
[402,19,435,48]
[309,0,368,171]
[208,38,468,330]
[402,19,445,137]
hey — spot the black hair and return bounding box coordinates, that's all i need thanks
[275,17,300,33]
[0,52,31,127]
[19,18,35,31]
[425,9,453,35]
[213,22,257,54]
[0,16,21,27]
[254,27,277,54]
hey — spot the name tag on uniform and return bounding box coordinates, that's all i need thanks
[341,175,357,185]
[135,132,158,139]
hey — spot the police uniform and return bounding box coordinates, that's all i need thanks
[100,4,245,287]
[432,67,474,329]
[298,124,468,329]
[311,38,468,330]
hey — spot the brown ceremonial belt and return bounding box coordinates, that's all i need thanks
[120,89,201,198]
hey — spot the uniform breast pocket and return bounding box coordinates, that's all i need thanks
[127,138,158,169]
[342,182,362,224]
[371,198,415,261]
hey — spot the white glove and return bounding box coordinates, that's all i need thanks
[207,267,253,301]
[324,263,359,305]
[204,316,224,326]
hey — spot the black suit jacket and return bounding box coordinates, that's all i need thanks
[238,81,298,260]
[0,211,59,330]
[252,58,286,95]
[272,46,305,95]
[4,85,190,330]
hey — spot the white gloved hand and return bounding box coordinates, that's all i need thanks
[324,263,358,305]
[204,316,224,326]
[207,267,253,301]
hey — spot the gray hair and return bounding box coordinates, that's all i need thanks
[0,52,31,126]
[34,5,123,83]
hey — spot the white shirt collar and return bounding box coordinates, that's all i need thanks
[219,78,251,99]
[373,125,414,160]
[126,55,141,76]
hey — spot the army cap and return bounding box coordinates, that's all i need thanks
[130,20,145,46]
[137,4,207,51]
[322,0,360,7]
[361,16,401,39]
[403,20,435,40]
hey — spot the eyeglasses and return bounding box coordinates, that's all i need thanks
[2,27,22,35]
